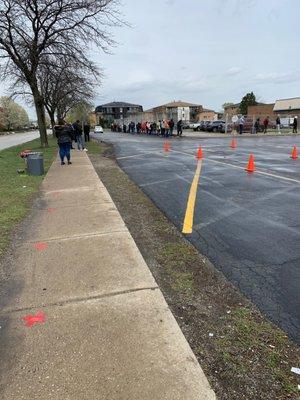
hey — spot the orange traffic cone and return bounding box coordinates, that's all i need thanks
[245,154,255,173]
[231,138,237,149]
[196,147,204,159]
[164,141,170,152]
[291,146,298,160]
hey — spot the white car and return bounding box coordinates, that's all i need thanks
[94,125,104,133]
[190,122,201,131]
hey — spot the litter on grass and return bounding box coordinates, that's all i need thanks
[291,367,300,375]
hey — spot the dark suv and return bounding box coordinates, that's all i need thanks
[201,121,211,131]
[206,120,225,132]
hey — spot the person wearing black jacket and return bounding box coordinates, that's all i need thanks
[177,120,183,137]
[72,120,84,150]
[54,120,73,165]
[293,116,298,133]
[84,123,91,142]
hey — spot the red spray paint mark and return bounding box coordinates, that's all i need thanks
[22,311,45,327]
[47,208,56,213]
[34,242,48,251]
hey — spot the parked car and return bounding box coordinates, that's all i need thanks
[190,122,201,131]
[218,121,233,133]
[94,125,104,133]
[206,120,225,132]
[201,121,211,131]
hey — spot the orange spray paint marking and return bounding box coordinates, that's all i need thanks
[22,311,45,327]
[34,242,48,251]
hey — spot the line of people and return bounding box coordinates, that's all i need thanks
[111,119,184,137]
[54,120,92,166]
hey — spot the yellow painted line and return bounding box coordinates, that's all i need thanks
[182,160,203,234]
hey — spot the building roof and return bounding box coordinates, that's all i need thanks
[97,101,142,109]
[224,103,240,109]
[153,100,202,109]
[273,97,300,112]
[201,108,215,113]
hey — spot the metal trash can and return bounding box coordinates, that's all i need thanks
[27,152,44,176]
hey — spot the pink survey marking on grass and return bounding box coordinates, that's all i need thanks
[34,242,48,251]
[22,311,46,327]
[47,208,56,213]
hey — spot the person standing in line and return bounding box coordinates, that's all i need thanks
[164,120,170,138]
[136,122,141,134]
[253,118,260,134]
[169,119,175,137]
[238,115,245,135]
[84,122,91,142]
[156,121,160,135]
[159,120,165,137]
[177,119,183,137]
[276,115,281,134]
[132,121,136,134]
[152,121,157,135]
[293,116,298,133]
[146,121,151,135]
[73,120,84,150]
[263,116,269,134]
[55,120,73,165]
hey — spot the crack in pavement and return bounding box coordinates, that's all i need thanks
[0,286,159,315]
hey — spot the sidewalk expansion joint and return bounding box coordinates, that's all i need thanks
[37,202,113,210]
[23,229,129,244]
[0,287,159,315]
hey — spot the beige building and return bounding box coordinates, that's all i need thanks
[116,100,203,125]
[273,97,300,120]
[197,109,218,121]
[223,103,240,118]
[152,101,203,123]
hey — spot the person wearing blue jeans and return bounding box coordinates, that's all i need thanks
[72,120,84,150]
[76,133,84,150]
[55,121,73,165]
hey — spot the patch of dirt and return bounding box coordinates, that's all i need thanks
[89,141,300,400]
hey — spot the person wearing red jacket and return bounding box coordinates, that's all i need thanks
[263,116,269,134]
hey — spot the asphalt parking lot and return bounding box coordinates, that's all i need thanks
[94,132,300,344]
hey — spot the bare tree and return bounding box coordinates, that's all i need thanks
[0,0,121,146]
[38,56,100,128]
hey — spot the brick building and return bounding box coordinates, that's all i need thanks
[247,103,275,120]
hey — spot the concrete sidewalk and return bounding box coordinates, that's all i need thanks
[0,150,216,399]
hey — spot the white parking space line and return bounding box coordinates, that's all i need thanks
[117,150,162,160]
[170,149,300,184]
[140,174,192,188]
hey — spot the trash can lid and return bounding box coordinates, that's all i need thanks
[27,152,43,157]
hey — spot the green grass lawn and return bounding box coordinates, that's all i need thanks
[0,136,58,258]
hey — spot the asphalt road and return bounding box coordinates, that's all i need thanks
[94,131,300,344]
[0,131,40,150]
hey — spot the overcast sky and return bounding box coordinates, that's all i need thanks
[1,0,299,117]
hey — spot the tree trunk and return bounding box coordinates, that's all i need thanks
[49,112,56,138]
[32,89,48,147]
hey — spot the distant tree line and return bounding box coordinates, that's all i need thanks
[0,0,123,147]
